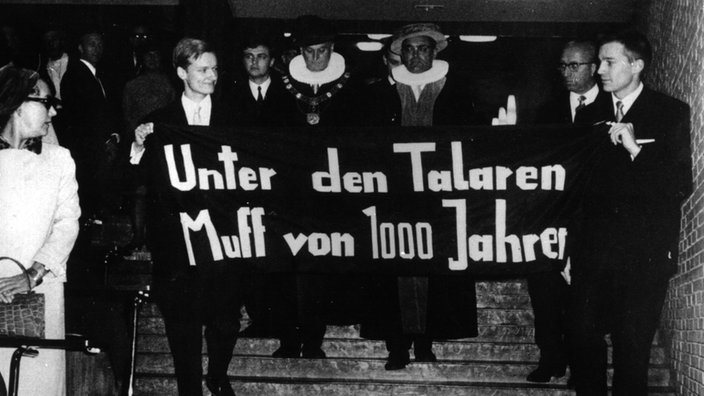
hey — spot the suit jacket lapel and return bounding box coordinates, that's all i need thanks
[619,88,650,127]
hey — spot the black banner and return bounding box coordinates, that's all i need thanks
[144,124,604,275]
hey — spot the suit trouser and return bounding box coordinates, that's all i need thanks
[527,271,569,369]
[279,274,369,353]
[569,263,669,396]
[154,268,243,396]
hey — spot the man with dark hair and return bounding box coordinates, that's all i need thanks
[569,30,692,395]
[361,23,484,371]
[60,31,120,219]
[227,34,296,340]
[366,23,482,126]
[527,39,610,384]
[536,40,609,124]
[132,37,240,396]
[230,34,295,126]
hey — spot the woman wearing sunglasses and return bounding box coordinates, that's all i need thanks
[0,65,80,396]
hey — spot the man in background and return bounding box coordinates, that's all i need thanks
[527,39,609,383]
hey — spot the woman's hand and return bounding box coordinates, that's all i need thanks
[0,273,31,302]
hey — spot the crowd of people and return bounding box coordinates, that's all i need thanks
[0,13,692,396]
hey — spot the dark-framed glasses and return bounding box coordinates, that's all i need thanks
[557,62,593,72]
[26,96,61,110]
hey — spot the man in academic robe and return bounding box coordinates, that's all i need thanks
[361,23,482,371]
[282,14,360,127]
[272,15,365,360]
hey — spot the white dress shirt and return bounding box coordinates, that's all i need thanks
[181,94,212,126]
[249,77,271,101]
[129,94,213,164]
[611,82,644,118]
[79,59,105,97]
[569,84,599,122]
[46,53,68,100]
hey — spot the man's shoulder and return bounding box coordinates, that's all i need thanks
[639,87,689,112]
[63,57,89,76]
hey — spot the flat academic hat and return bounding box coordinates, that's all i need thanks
[390,23,447,55]
[292,15,337,47]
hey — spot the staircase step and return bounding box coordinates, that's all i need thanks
[136,335,666,365]
[477,280,528,295]
[135,355,671,387]
[133,277,671,395]
[135,377,576,395]
[134,377,675,396]
[477,293,532,309]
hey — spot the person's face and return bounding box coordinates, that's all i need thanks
[401,36,437,74]
[242,45,273,81]
[79,33,104,66]
[301,42,333,72]
[17,80,56,139]
[142,50,161,72]
[177,52,218,100]
[42,31,64,59]
[129,26,150,50]
[597,41,643,99]
[559,46,597,94]
[384,51,402,77]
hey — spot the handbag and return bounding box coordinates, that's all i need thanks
[0,257,45,338]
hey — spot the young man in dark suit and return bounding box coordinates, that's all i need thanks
[569,30,692,395]
[225,34,297,341]
[229,35,295,127]
[132,38,240,396]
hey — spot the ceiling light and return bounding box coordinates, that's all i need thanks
[367,34,392,40]
[459,35,497,43]
[356,42,384,51]
[283,32,291,38]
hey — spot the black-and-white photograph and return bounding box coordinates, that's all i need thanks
[0,1,700,395]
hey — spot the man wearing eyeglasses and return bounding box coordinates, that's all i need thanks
[527,39,611,384]
[537,40,610,124]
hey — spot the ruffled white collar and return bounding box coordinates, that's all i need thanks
[288,52,346,86]
[392,60,449,86]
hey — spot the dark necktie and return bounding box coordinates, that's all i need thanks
[0,137,42,154]
[257,86,263,102]
[576,95,586,112]
[615,101,624,122]
[94,69,106,98]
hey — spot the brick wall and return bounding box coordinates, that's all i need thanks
[638,1,704,395]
